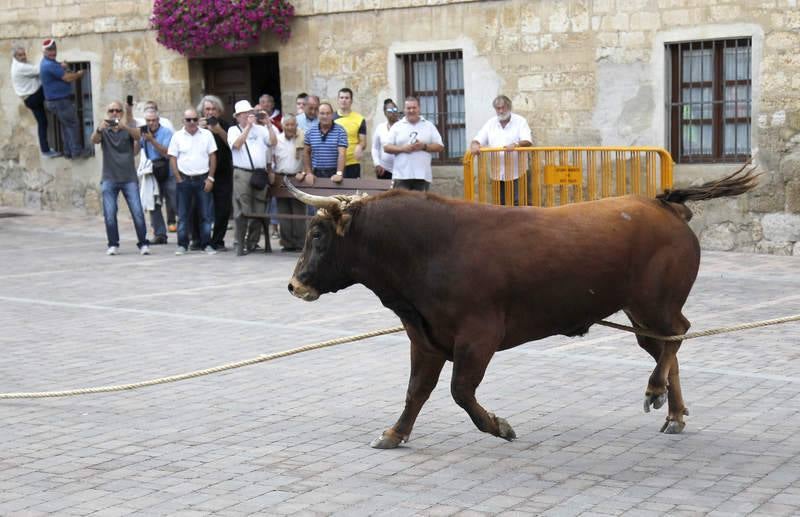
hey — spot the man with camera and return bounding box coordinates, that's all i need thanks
[140,108,174,244]
[91,101,150,256]
[228,100,277,256]
[198,95,233,251]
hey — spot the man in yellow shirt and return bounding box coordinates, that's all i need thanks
[333,87,366,178]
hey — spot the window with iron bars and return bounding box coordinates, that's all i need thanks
[46,62,95,156]
[668,38,751,164]
[401,51,464,165]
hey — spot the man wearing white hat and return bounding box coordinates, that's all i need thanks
[39,38,85,159]
[227,100,277,255]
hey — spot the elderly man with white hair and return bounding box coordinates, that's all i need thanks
[469,94,533,206]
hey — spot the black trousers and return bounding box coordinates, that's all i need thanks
[211,175,233,248]
[344,163,360,178]
[24,87,49,153]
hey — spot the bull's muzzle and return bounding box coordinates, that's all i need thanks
[288,277,320,301]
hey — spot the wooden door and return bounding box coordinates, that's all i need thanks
[204,57,251,119]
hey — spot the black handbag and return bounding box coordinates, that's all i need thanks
[249,168,269,190]
[152,159,170,183]
[241,126,269,191]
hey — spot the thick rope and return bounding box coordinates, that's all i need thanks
[0,326,405,400]
[595,313,800,342]
[1,313,798,400]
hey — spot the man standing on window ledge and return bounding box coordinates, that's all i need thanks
[39,38,85,159]
[384,96,444,192]
[11,45,58,158]
[91,101,150,256]
[333,87,367,179]
[168,109,218,256]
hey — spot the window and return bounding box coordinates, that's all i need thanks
[47,62,94,156]
[668,39,751,163]
[401,51,464,164]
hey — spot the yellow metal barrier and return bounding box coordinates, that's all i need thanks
[463,147,674,207]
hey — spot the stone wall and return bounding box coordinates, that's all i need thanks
[1,0,798,254]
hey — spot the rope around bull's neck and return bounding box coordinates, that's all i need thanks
[0,314,798,399]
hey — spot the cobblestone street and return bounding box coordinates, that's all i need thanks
[1,208,799,516]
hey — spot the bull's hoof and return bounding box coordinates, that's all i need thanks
[369,428,406,449]
[660,419,686,434]
[496,416,517,441]
[643,391,667,413]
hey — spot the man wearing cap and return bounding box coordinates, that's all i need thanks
[11,45,57,157]
[167,108,218,256]
[228,100,277,256]
[39,38,85,159]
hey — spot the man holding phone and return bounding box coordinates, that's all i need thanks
[140,108,174,244]
[91,100,149,255]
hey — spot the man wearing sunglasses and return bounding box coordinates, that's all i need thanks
[91,101,149,256]
[167,109,218,255]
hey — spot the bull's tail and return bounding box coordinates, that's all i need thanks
[657,163,759,205]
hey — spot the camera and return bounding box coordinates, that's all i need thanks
[256,111,267,121]
[106,119,119,128]
[139,125,148,134]
[206,116,218,126]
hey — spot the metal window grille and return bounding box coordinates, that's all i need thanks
[401,51,464,165]
[668,38,751,163]
[47,61,94,156]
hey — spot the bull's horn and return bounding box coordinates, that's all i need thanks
[283,175,339,210]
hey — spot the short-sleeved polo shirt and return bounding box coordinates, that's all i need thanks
[167,127,217,176]
[304,123,348,170]
[40,57,72,100]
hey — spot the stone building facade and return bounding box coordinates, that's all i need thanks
[1,0,798,253]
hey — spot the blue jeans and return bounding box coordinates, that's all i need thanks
[44,97,82,157]
[149,174,177,238]
[176,174,213,249]
[101,180,149,248]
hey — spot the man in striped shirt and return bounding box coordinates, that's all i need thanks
[300,102,348,184]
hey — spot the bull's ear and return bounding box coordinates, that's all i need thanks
[335,213,352,236]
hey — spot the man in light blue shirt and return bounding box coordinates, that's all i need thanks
[296,95,319,132]
[39,38,85,159]
[140,108,175,244]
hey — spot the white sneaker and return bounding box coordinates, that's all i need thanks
[140,245,151,256]
[175,246,187,256]
[204,245,217,255]
[106,246,119,256]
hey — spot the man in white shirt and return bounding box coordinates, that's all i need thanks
[167,108,218,255]
[10,45,56,157]
[273,113,306,251]
[228,100,277,256]
[384,96,444,191]
[469,95,533,205]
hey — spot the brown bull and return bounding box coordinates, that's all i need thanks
[286,167,757,449]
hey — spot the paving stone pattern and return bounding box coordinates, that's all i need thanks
[1,209,799,516]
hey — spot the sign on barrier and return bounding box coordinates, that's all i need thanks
[463,147,674,207]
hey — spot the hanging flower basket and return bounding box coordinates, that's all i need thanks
[151,0,294,57]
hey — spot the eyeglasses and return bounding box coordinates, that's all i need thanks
[385,108,399,113]
[184,118,199,122]
[108,109,122,113]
